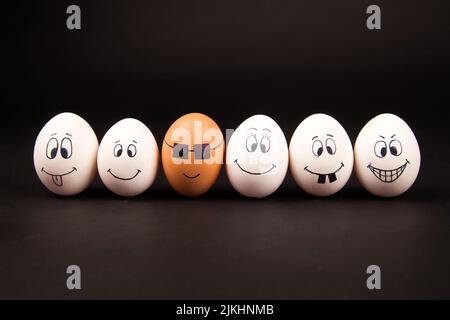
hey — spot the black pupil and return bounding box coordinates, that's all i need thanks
[317,147,323,156]
[116,149,122,156]
[381,147,387,157]
[61,148,68,158]
[252,143,257,151]
[51,148,57,158]
[179,148,184,158]
[261,144,266,153]
[128,149,133,157]
[327,146,332,154]
[390,146,397,155]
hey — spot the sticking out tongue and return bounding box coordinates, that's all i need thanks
[52,175,63,187]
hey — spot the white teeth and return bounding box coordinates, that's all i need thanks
[368,162,408,183]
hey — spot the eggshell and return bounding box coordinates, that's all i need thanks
[33,112,98,196]
[354,113,421,197]
[97,118,159,197]
[226,114,288,198]
[161,113,224,197]
[289,114,354,196]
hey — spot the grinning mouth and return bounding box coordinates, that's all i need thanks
[234,159,276,175]
[367,159,409,183]
[108,169,141,181]
[41,167,77,187]
[304,162,344,184]
[183,173,200,179]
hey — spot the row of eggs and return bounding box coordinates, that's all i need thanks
[33,112,421,198]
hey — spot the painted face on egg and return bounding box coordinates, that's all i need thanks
[161,113,224,197]
[33,112,98,196]
[354,113,421,197]
[97,118,159,197]
[226,115,288,198]
[289,114,354,196]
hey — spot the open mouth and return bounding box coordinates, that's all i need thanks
[304,162,344,184]
[41,167,77,187]
[234,159,276,175]
[183,173,200,179]
[108,169,141,181]
[367,159,409,183]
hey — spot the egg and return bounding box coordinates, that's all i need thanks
[97,118,159,197]
[289,114,354,196]
[226,114,288,198]
[354,113,421,197]
[161,113,224,197]
[33,112,98,196]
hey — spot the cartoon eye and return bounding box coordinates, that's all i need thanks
[60,137,72,159]
[246,135,258,153]
[389,139,402,156]
[312,140,323,157]
[127,144,137,157]
[374,141,387,158]
[325,138,336,155]
[173,143,188,159]
[113,144,123,157]
[46,138,59,159]
[260,136,270,153]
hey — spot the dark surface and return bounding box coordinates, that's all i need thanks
[1,0,450,299]
[1,179,450,299]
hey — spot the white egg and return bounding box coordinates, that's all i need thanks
[289,114,354,196]
[33,112,99,196]
[97,118,159,197]
[226,115,288,198]
[354,113,421,197]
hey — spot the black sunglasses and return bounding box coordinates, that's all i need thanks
[172,143,211,160]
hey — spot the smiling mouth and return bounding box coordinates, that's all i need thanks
[41,167,77,187]
[367,160,409,183]
[183,173,200,179]
[304,162,344,184]
[234,159,276,175]
[108,169,141,181]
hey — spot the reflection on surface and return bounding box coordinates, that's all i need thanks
[0,182,449,299]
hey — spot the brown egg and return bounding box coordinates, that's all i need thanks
[162,113,224,196]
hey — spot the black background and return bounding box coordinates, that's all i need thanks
[1,0,450,299]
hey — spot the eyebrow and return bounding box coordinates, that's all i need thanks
[247,127,257,131]
[326,134,334,137]
[391,134,396,138]
[379,135,385,139]
[114,140,120,143]
[312,136,318,140]
[66,133,72,136]
[50,133,57,136]
[132,140,138,144]
[263,128,271,133]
